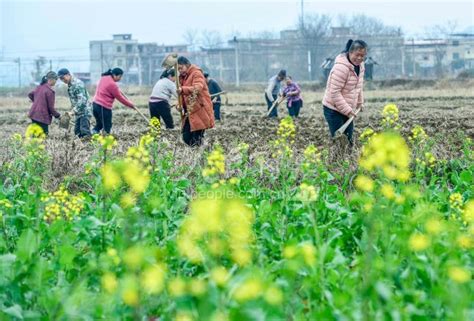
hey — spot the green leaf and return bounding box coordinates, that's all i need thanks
[2,304,23,320]
[16,229,38,262]
[459,170,473,184]
[59,244,77,269]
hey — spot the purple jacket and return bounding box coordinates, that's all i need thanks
[28,84,60,125]
[282,82,302,107]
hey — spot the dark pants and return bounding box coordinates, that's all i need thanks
[75,115,91,138]
[32,119,49,135]
[149,100,174,129]
[182,118,205,147]
[323,105,354,144]
[92,103,112,134]
[288,100,302,118]
[213,102,221,121]
[265,93,278,118]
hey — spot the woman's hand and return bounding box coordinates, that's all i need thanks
[348,110,358,118]
[178,88,183,94]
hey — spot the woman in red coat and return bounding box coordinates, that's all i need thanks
[177,56,215,146]
[28,71,61,135]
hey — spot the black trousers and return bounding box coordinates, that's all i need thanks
[92,103,112,134]
[149,101,174,129]
[182,118,205,147]
[213,102,221,120]
[75,115,91,137]
[32,119,49,135]
[287,100,302,118]
[265,93,278,117]
[323,105,354,144]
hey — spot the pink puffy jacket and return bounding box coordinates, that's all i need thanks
[322,53,365,116]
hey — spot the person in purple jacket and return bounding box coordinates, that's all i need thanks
[27,71,61,135]
[282,76,303,118]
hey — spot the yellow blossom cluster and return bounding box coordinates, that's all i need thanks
[92,134,117,151]
[360,128,376,143]
[0,199,13,220]
[41,187,85,222]
[463,200,474,223]
[101,245,167,307]
[23,124,46,156]
[448,266,471,284]
[272,116,296,158]
[25,123,46,141]
[177,196,254,266]
[408,125,428,144]
[359,132,411,182]
[416,152,436,169]
[283,242,317,266]
[126,145,152,172]
[381,103,399,128]
[202,147,225,177]
[301,145,321,170]
[408,233,430,251]
[449,193,463,211]
[237,142,249,154]
[149,117,161,137]
[232,277,283,305]
[100,160,150,206]
[296,183,318,203]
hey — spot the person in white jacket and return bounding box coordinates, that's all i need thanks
[264,69,286,118]
[149,69,178,128]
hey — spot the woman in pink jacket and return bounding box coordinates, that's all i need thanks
[92,68,135,134]
[322,39,367,145]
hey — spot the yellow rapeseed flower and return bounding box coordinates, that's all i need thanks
[463,200,474,222]
[210,266,230,287]
[448,266,471,284]
[101,272,118,294]
[123,246,145,270]
[264,286,284,305]
[408,233,430,251]
[168,277,187,297]
[381,184,395,200]
[141,264,166,294]
[296,183,318,203]
[354,175,374,192]
[232,278,264,302]
[425,218,444,235]
[449,193,463,211]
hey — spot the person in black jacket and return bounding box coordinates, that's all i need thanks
[204,73,224,121]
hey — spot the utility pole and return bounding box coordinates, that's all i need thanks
[100,43,104,72]
[307,50,312,81]
[412,38,416,78]
[301,0,304,28]
[14,57,21,87]
[233,37,240,87]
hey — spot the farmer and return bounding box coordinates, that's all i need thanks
[322,39,367,146]
[57,68,92,138]
[177,56,214,147]
[264,69,286,118]
[204,72,224,121]
[27,71,61,135]
[282,76,303,118]
[149,69,177,129]
[92,68,135,134]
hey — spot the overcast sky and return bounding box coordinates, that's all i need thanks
[0,0,472,84]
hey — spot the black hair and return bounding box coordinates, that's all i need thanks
[278,69,286,78]
[343,39,368,53]
[102,68,124,77]
[160,69,176,79]
[177,56,191,65]
[203,72,209,78]
[40,71,58,85]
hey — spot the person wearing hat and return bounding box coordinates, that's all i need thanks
[149,68,177,129]
[264,69,286,118]
[58,68,92,138]
[27,71,61,135]
[204,72,224,121]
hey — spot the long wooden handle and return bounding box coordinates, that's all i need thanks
[266,96,286,117]
[335,108,361,135]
